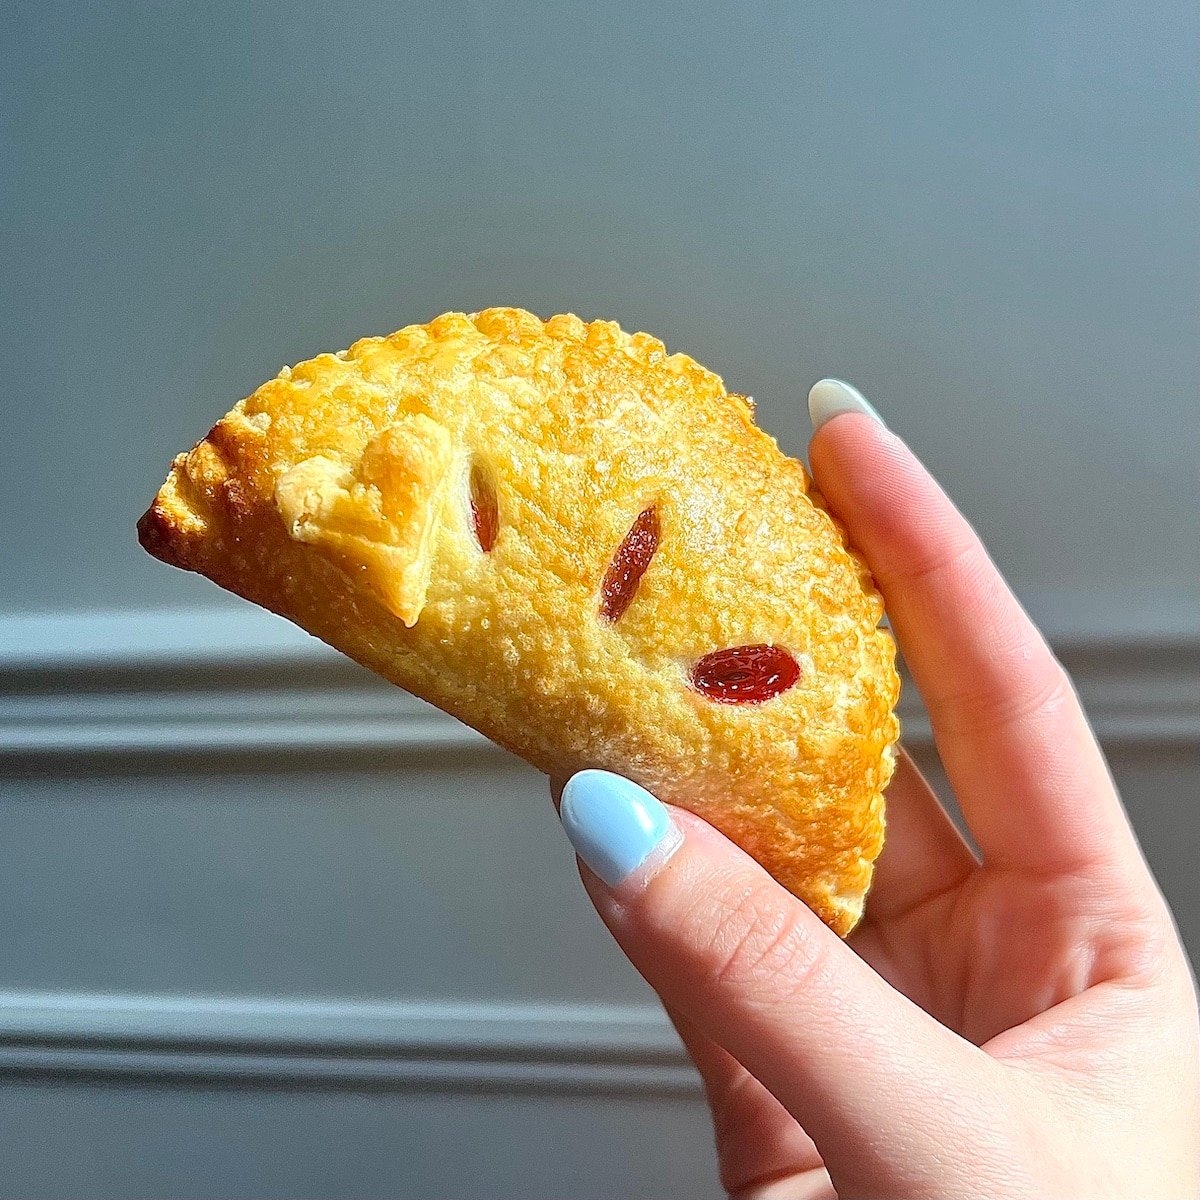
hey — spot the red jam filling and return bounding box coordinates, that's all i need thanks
[469,463,498,552]
[599,507,660,622]
[689,644,800,704]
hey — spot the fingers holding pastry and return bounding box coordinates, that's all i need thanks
[806,381,1147,888]
[557,769,1014,1199]
[558,747,974,933]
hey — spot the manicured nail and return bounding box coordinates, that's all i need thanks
[808,378,885,431]
[560,770,680,887]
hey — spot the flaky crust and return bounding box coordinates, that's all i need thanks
[138,308,900,935]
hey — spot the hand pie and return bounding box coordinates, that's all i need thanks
[138,308,900,934]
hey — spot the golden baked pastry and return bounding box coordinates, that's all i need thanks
[138,308,900,934]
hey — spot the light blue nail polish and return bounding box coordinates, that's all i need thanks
[559,770,675,886]
[808,377,885,430]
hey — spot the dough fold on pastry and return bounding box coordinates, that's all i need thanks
[274,414,454,626]
[139,308,901,935]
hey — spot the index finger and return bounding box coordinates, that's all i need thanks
[806,381,1143,882]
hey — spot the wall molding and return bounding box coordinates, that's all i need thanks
[0,609,1194,1094]
[0,990,697,1095]
[1,607,1197,762]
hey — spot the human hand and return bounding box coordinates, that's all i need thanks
[553,380,1199,1199]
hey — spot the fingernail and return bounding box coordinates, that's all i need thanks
[559,770,680,887]
[808,378,885,431]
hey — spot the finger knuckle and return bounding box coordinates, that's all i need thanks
[876,527,982,593]
[704,885,826,1001]
[1001,656,1075,725]
[929,646,1078,737]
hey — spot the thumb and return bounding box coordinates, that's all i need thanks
[559,770,1014,1195]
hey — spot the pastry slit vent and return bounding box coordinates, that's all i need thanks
[468,459,499,552]
[600,506,660,622]
[689,644,800,704]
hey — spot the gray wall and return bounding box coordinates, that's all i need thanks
[2,1,1197,1196]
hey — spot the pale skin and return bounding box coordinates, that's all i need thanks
[554,409,1200,1198]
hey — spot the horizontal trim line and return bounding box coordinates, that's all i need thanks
[9,711,1195,762]
[4,601,1197,672]
[0,714,493,759]
[0,608,337,674]
[0,1048,701,1095]
[0,991,696,1094]
[1,610,1196,763]
[0,992,684,1059]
